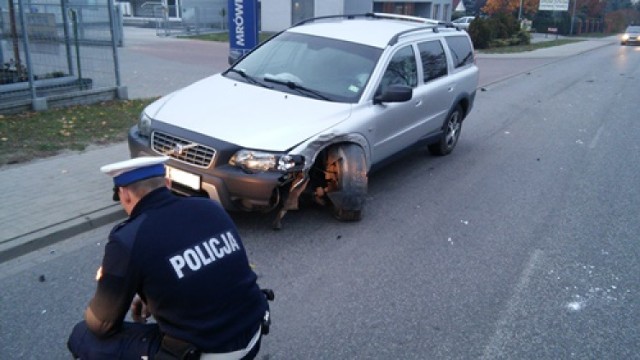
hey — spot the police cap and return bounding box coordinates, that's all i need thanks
[101,156,169,187]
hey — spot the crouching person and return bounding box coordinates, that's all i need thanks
[68,156,270,359]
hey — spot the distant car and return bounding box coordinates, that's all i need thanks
[452,16,475,31]
[621,26,640,45]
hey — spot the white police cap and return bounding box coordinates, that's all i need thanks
[101,156,169,187]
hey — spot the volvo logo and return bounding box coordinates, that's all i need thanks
[173,143,197,156]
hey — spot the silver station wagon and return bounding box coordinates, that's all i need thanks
[128,13,479,228]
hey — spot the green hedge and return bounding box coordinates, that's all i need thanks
[468,14,530,49]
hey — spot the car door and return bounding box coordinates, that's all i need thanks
[411,39,456,138]
[368,44,423,163]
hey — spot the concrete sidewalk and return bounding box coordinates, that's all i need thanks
[0,30,620,263]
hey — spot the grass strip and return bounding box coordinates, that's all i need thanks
[0,99,154,167]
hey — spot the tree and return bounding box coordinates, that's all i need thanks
[482,0,539,18]
[579,0,606,18]
[606,0,633,12]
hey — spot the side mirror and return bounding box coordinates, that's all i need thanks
[374,85,413,104]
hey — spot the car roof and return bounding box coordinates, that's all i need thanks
[286,15,453,49]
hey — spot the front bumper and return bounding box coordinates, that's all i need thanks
[127,125,289,212]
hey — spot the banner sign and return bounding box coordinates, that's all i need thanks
[228,0,259,62]
[539,0,569,11]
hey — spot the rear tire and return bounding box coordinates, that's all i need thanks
[325,144,368,221]
[428,105,463,156]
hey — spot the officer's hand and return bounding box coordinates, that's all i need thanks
[131,295,151,323]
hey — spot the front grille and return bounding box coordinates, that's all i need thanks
[152,131,216,168]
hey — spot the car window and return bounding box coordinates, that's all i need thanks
[229,32,382,103]
[418,40,447,82]
[445,36,474,69]
[376,45,418,95]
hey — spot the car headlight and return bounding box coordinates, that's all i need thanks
[138,112,152,137]
[622,34,630,41]
[229,150,304,173]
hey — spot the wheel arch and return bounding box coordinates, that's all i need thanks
[297,133,373,174]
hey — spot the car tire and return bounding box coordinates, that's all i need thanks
[428,105,464,156]
[325,144,368,221]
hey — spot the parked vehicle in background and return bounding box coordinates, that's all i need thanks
[621,26,640,45]
[128,13,479,228]
[452,16,475,31]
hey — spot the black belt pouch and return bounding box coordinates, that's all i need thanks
[155,335,201,360]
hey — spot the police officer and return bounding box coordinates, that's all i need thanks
[67,156,270,359]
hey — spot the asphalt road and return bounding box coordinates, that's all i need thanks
[1,43,639,359]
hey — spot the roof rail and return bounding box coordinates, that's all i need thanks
[293,12,443,26]
[370,12,441,25]
[387,21,461,46]
[291,12,461,46]
[292,13,374,27]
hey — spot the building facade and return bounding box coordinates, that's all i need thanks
[262,0,454,31]
[116,0,453,32]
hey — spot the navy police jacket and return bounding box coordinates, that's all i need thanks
[87,187,267,352]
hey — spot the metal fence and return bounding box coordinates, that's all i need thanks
[123,0,228,37]
[0,0,124,114]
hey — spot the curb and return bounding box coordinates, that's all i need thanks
[0,205,125,264]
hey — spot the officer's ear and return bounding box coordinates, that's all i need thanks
[119,186,133,204]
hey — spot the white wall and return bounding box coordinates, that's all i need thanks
[261,0,291,31]
[260,0,375,32]
[315,0,342,16]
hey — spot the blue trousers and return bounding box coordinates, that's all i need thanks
[67,321,162,360]
[67,321,262,359]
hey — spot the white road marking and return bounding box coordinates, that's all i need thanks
[589,124,605,149]
[481,249,543,360]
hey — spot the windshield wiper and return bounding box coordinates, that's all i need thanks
[224,68,272,88]
[263,76,332,101]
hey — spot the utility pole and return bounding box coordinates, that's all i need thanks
[570,0,577,35]
[518,0,523,20]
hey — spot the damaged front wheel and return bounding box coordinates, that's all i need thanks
[325,144,368,221]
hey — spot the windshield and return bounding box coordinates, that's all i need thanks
[225,32,382,103]
[627,26,640,33]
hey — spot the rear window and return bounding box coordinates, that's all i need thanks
[445,36,474,68]
[418,40,447,82]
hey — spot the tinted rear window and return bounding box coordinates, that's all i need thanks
[445,36,474,68]
[418,40,447,82]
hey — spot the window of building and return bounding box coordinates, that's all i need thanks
[374,2,416,15]
[292,0,314,24]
